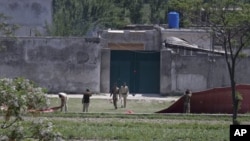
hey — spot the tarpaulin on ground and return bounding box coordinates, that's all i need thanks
[28,106,62,113]
[156,84,250,114]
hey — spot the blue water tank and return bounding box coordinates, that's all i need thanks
[168,12,179,28]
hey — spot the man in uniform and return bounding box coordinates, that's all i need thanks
[58,92,68,112]
[119,82,129,108]
[82,89,92,112]
[183,89,192,113]
[110,83,119,109]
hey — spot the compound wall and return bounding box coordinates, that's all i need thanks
[0,0,52,36]
[0,37,101,93]
[161,49,250,94]
[0,31,250,94]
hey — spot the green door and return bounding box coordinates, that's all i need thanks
[110,50,160,93]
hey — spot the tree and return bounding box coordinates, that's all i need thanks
[169,0,250,124]
[51,0,125,36]
[147,0,168,24]
[51,0,170,36]
[168,0,203,27]
[0,13,19,51]
[205,0,250,125]
[0,13,18,36]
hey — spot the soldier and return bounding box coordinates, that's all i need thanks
[82,89,92,112]
[58,92,68,112]
[184,89,192,113]
[119,82,129,108]
[110,83,119,109]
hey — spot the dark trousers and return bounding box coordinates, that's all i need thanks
[113,97,118,109]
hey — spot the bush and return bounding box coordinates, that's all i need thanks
[0,77,62,140]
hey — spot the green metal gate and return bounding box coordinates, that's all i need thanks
[110,50,160,94]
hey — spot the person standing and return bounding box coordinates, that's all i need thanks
[110,83,119,109]
[120,82,129,108]
[82,89,92,112]
[58,92,68,112]
[183,89,192,113]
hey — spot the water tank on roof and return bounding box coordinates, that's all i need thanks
[168,12,179,29]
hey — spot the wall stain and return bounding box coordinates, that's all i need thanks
[76,52,89,64]
[31,2,42,16]
[8,2,19,10]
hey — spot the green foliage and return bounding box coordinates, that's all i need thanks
[0,13,19,36]
[1,114,233,141]
[233,119,241,125]
[50,0,169,36]
[51,0,124,36]
[0,77,62,140]
[30,118,62,140]
[5,122,24,140]
[0,78,48,120]
[168,0,203,27]
[171,0,250,50]
[0,13,19,50]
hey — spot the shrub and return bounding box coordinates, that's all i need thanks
[0,77,62,140]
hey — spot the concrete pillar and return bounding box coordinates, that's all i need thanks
[160,49,172,95]
[100,48,110,93]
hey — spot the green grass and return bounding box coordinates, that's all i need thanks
[49,97,172,113]
[52,118,229,141]
[2,97,250,140]
[1,113,234,141]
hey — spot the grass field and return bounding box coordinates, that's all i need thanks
[48,97,172,114]
[1,97,250,141]
[43,98,250,140]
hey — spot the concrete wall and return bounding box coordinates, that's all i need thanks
[100,48,110,93]
[101,30,160,51]
[160,49,250,94]
[0,29,161,94]
[0,31,249,94]
[0,37,101,93]
[100,29,250,94]
[1,0,247,94]
[0,0,52,36]
[160,49,172,94]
